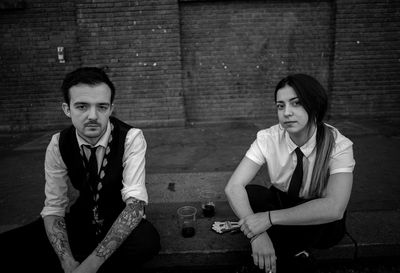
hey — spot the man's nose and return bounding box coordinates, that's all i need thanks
[88,106,98,120]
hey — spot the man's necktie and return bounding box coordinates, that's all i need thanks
[288,147,304,198]
[85,146,98,189]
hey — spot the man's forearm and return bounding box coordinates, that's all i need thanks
[94,197,144,261]
[43,215,76,265]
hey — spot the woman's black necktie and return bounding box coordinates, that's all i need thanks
[85,146,99,189]
[288,147,304,198]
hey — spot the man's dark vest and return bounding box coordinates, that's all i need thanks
[59,116,132,236]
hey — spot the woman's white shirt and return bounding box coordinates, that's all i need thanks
[245,124,355,198]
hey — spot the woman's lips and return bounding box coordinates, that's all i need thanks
[284,121,296,125]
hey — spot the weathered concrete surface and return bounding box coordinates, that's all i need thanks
[0,119,400,269]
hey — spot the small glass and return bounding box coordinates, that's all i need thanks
[200,190,217,217]
[177,206,197,238]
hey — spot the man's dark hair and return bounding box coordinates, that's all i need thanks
[61,67,115,104]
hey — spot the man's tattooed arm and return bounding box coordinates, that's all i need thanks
[95,197,144,260]
[58,198,144,273]
[43,215,79,272]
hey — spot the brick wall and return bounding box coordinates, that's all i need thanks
[180,1,334,126]
[75,0,185,128]
[331,0,400,121]
[0,0,185,132]
[0,0,399,132]
[0,0,79,131]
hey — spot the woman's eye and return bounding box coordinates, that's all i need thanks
[292,101,301,106]
[276,104,284,110]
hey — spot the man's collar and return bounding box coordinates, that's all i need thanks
[76,121,111,148]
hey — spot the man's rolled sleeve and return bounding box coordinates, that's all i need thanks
[121,129,148,204]
[40,133,69,218]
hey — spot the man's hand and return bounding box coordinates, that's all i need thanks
[71,254,102,273]
[239,212,271,238]
[61,259,79,273]
[251,232,276,273]
[61,258,80,273]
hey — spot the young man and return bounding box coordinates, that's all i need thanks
[0,67,160,273]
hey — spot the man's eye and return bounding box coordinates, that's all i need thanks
[76,105,86,110]
[98,106,109,111]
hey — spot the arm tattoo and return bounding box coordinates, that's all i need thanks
[45,216,73,261]
[95,198,144,260]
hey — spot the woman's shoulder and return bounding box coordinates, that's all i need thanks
[326,123,354,151]
[256,124,284,139]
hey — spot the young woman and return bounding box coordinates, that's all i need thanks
[225,74,355,273]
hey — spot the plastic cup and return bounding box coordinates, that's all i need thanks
[177,206,197,238]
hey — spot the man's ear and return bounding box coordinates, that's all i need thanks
[62,103,71,118]
[110,103,114,115]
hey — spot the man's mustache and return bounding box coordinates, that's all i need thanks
[85,122,100,127]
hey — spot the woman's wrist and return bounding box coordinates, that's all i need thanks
[264,211,273,228]
[268,210,273,226]
[250,231,265,243]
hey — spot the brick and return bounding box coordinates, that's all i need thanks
[0,0,399,132]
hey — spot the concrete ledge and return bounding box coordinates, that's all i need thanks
[144,202,400,269]
[1,170,399,270]
[142,172,400,269]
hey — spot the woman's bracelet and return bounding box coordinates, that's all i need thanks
[250,232,263,243]
[268,211,273,226]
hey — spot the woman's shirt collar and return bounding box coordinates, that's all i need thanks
[285,127,317,158]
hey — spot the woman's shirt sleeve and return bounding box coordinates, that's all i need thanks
[329,132,356,175]
[245,130,267,166]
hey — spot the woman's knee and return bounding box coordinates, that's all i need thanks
[245,184,277,212]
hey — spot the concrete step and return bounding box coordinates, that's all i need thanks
[144,202,400,269]
[143,172,400,269]
[1,170,399,269]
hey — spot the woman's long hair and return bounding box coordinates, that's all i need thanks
[275,74,335,198]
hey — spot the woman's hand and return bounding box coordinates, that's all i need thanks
[239,211,271,238]
[251,232,277,273]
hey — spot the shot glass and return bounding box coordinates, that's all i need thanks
[200,189,217,217]
[177,206,197,238]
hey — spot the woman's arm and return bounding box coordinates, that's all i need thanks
[225,157,277,272]
[242,173,353,237]
[224,156,262,219]
[270,172,353,226]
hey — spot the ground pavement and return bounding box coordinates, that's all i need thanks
[0,118,399,271]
